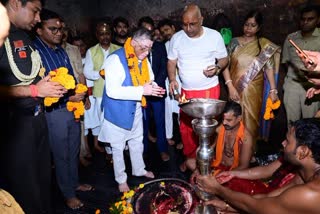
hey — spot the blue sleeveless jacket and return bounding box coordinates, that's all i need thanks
[102,48,137,130]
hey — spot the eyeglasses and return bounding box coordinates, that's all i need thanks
[134,39,152,53]
[47,26,64,35]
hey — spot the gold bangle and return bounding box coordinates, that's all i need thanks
[225,80,232,85]
[269,89,278,94]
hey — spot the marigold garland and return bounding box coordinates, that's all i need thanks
[99,69,105,78]
[124,37,150,107]
[66,83,88,120]
[44,67,76,106]
[106,183,147,214]
[263,97,281,120]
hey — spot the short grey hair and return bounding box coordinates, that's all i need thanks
[132,27,153,42]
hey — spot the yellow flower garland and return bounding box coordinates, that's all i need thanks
[66,101,85,120]
[99,69,105,77]
[44,67,88,120]
[44,67,75,106]
[124,37,150,107]
[66,83,88,120]
[263,97,281,120]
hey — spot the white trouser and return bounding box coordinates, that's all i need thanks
[98,104,147,184]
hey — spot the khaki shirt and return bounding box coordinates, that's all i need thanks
[282,28,320,80]
[64,43,83,83]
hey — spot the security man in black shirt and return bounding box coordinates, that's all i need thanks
[0,0,66,213]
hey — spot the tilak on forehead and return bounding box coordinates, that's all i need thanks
[97,23,111,32]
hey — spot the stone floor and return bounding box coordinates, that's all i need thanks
[52,142,190,214]
[52,127,285,214]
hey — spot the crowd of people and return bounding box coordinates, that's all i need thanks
[0,0,320,213]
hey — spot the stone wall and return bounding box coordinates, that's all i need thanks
[45,0,319,45]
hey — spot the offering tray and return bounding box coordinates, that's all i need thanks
[132,178,199,214]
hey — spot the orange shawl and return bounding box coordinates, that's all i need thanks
[212,121,245,173]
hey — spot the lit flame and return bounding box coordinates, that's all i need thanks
[179,93,189,104]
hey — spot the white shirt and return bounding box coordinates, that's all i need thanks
[165,40,180,113]
[98,54,154,142]
[168,27,227,90]
[83,45,110,81]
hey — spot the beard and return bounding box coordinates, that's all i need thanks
[117,32,128,39]
[223,123,239,130]
[283,149,300,166]
[224,125,232,130]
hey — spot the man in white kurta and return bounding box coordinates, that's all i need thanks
[98,28,165,192]
[84,22,121,153]
[159,20,181,146]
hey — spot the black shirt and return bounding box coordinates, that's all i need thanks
[0,24,41,109]
[111,38,125,47]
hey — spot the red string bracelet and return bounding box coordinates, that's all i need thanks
[30,84,38,98]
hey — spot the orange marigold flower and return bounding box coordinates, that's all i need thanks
[128,207,133,213]
[67,101,85,120]
[66,84,87,120]
[75,83,88,94]
[263,98,281,120]
[44,67,76,107]
[99,69,105,77]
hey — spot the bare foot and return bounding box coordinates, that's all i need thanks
[186,158,197,171]
[160,152,170,161]
[76,184,94,191]
[66,197,83,210]
[148,134,157,143]
[167,138,175,146]
[80,157,91,167]
[144,171,155,179]
[179,161,187,172]
[119,182,130,192]
[176,143,184,150]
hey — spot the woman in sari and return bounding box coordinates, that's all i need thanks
[223,10,280,144]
